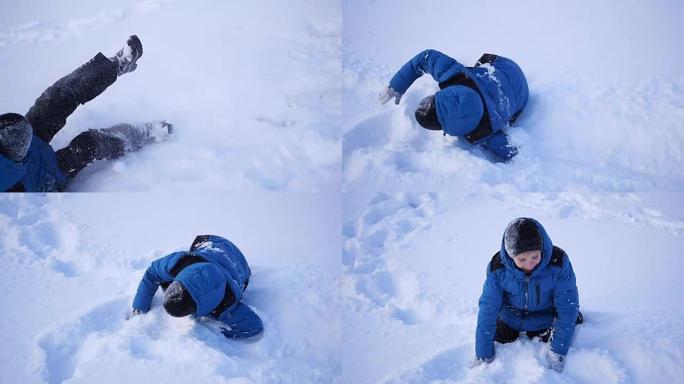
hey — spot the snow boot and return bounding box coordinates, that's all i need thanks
[110,35,143,76]
[95,121,173,152]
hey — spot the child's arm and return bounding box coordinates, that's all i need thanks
[389,49,466,95]
[475,267,504,360]
[218,302,264,338]
[132,256,175,312]
[550,257,580,356]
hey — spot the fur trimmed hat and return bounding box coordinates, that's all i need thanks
[163,280,197,317]
[0,113,32,162]
[415,94,441,129]
[504,218,542,257]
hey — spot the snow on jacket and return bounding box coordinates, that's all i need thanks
[389,49,529,160]
[133,235,263,338]
[476,219,579,359]
[0,134,68,192]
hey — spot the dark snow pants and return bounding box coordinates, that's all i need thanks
[25,52,129,178]
[494,318,553,343]
[494,312,584,344]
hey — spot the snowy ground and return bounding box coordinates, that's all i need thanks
[341,3,684,380]
[342,191,684,384]
[3,1,684,383]
[0,193,341,383]
[0,0,340,192]
[342,0,684,192]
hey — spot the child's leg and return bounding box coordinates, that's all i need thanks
[55,130,125,178]
[55,122,172,178]
[526,328,552,342]
[25,53,118,144]
[529,311,583,343]
[494,318,520,344]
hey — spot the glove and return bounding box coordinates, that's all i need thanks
[379,86,403,105]
[546,350,565,372]
[126,308,143,320]
[470,356,494,368]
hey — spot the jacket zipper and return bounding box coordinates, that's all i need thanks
[524,276,530,311]
[536,283,540,306]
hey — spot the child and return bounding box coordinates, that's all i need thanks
[475,218,582,372]
[0,35,173,192]
[130,235,263,339]
[380,50,528,162]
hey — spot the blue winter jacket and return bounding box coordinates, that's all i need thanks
[389,50,529,161]
[476,220,579,359]
[132,235,263,338]
[0,134,68,192]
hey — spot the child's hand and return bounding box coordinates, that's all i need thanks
[470,357,494,368]
[546,350,565,372]
[379,86,403,105]
[126,309,143,320]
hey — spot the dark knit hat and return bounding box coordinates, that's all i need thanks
[163,280,197,317]
[0,113,33,162]
[414,95,442,129]
[504,218,542,257]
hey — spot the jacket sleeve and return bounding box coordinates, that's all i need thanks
[218,302,264,338]
[480,130,518,162]
[132,256,174,312]
[551,257,580,356]
[476,267,504,359]
[389,49,466,94]
[0,153,27,191]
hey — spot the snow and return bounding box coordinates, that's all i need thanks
[339,3,684,378]
[194,240,223,253]
[342,192,684,383]
[0,193,341,383]
[340,4,684,378]
[2,0,684,383]
[0,0,340,192]
[342,0,684,192]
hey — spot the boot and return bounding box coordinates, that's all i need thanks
[96,121,173,152]
[110,35,143,76]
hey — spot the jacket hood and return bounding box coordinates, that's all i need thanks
[435,85,483,136]
[499,218,554,279]
[175,262,227,315]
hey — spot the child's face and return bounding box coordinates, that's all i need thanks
[513,250,541,272]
